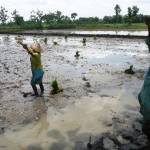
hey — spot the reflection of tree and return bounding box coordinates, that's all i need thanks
[36,113,49,137]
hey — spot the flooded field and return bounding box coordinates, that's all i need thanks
[23,30,148,36]
[0,35,149,149]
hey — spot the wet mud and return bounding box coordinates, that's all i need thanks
[0,35,149,149]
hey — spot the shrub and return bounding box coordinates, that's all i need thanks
[50,80,63,95]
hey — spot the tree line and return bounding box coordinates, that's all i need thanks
[103,5,143,24]
[0,4,145,29]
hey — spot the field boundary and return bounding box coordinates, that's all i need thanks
[0,32,147,39]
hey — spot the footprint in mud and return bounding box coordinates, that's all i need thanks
[99,94,112,98]
[0,127,5,134]
[21,92,32,98]
[47,130,65,140]
[112,117,125,124]
[124,104,139,112]
[82,77,88,81]
[67,128,80,137]
[27,144,43,150]
[49,141,67,150]
[102,120,113,127]
[85,82,91,88]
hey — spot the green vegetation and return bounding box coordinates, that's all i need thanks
[0,26,23,33]
[50,80,63,95]
[74,51,80,58]
[0,23,147,34]
[0,4,148,32]
[76,23,147,30]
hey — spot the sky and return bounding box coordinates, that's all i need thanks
[1,0,150,20]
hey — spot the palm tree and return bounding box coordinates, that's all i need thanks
[71,13,78,20]
[114,4,121,23]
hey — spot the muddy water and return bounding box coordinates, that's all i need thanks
[0,35,149,149]
[23,30,148,36]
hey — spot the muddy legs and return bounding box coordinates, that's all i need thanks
[31,84,39,97]
[31,82,44,97]
[39,82,44,96]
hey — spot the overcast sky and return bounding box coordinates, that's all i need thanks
[1,0,150,20]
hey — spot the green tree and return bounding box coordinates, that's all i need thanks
[128,7,132,18]
[42,11,72,25]
[11,9,24,25]
[55,11,63,23]
[114,4,121,17]
[132,6,139,17]
[77,17,99,24]
[0,6,8,24]
[30,9,43,26]
[127,7,132,24]
[126,6,140,24]
[114,4,121,23]
[71,13,78,20]
[62,16,72,24]
[103,16,113,23]
[42,12,56,24]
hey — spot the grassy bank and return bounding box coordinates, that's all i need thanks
[0,23,147,33]
[0,26,23,33]
[76,23,147,30]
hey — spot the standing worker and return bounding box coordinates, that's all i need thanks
[17,41,44,97]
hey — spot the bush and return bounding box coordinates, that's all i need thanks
[21,22,42,30]
[50,80,63,95]
[47,23,76,29]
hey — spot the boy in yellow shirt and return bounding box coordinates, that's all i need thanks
[18,41,44,97]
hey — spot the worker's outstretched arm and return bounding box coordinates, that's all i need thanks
[17,41,34,55]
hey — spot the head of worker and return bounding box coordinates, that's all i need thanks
[30,42,41,53]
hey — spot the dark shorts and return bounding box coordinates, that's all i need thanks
[31,69,44,85]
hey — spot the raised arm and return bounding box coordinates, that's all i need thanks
[17,40,34,55]
[17,40,28,50]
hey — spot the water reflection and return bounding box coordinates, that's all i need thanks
[23,29,148,36]
[1,96,116,149]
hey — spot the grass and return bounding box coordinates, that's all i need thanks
[0,26,23,33]
[76,23,147,30]
[50,80,63,95]
[0,23,147,34]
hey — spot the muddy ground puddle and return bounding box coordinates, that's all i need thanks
[0,35,149,149]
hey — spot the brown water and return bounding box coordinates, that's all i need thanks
[22,29,148,36]
[0,35,149,149]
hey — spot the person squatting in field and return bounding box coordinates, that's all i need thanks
[17,40,44,97]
